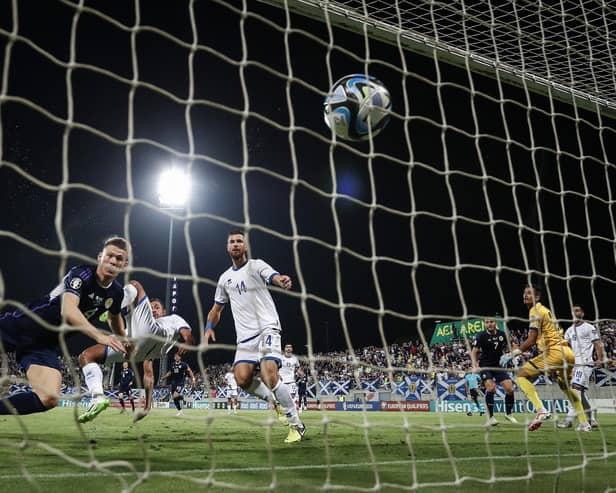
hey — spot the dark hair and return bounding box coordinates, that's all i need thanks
[104,236,130,252]
[572,303,584,312]
[526,284,542,298]
[150,297,163,306]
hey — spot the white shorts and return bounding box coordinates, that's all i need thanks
[284,381,297,398]
[571,365,593,389]
[227,387,238,398]
[105,295,167,364]
[233,328,282,367]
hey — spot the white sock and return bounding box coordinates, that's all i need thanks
[82,363,104,397]
[245,378,273,402]
[272,381,301,426]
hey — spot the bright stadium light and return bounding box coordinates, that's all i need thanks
[158,166,191,209]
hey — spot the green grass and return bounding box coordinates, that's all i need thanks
[0,408,614,492]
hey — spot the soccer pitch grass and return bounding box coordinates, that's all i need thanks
[0,408,614,492]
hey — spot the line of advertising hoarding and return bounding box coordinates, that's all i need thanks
[57,399,616,413]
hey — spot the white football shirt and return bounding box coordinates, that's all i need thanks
[279,354,299,383]
[214,259,282,343]
[565,321,600,365]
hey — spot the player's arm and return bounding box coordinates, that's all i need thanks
[186,366,196,386]
[271,274,292,290]
[517,328,538,353]
[176,327,195,357]
[107,311,126,338]
[470,347,481,372]
[594,339,606,367]
[204,303,225,343]
[161,371,171,381]
[61,292,126,354]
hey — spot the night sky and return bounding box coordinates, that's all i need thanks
[1,0,615,369]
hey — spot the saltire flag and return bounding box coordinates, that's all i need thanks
[361,379,381,393]
[595,368,616,386]
[330,379,351,395]
[437,377,467,400]
[307,381,317,398]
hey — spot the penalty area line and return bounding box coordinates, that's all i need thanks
[0,452,610,480]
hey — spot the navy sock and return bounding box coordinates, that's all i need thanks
[505,392,514,415]
[173,397,182,410]
[0,392,48,415]
[486,392,495,417]
[130,399,135,412]
[119,398,125,409]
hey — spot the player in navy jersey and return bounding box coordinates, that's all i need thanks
[162,352,195,416]
[0,237,128,416]
[118,361,135,413]
[471,318,517,425]
[295,369,308,412]
[77,283,194,423]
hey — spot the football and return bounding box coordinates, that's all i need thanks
[323,74,392,141]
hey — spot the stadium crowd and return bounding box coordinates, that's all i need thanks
[2,323,614,393]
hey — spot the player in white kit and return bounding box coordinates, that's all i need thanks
[78,280,194,423]
[224,370,239,414]
[279,344,300,405]
[558,304,605,429]
[204,230,306,443]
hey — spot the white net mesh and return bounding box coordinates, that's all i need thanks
[1,0,616,491]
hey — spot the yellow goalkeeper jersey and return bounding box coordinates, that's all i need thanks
[528,302,564,352]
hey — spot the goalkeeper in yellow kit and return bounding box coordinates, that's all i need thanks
[500,285,591,432]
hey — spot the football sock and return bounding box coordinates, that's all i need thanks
[119,398,125,409]
[245,378,274,402]
[516,377,543,412]
[485,391,495,417]
[505,392,514,415]
[173,397,182,410]
[82,363,104,397]
[272,380,301,426]
[130,398,135,412]
[562,387,588,423]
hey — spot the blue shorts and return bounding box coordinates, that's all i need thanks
[480,369,512,384]
[1,302,63,371]
[119,385,132,395]
[170,384,183,394]
[17,348,62,372]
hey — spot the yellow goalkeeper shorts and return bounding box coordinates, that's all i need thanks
[518,346,575,381]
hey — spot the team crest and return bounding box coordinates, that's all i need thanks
[408,383,417,393]
[105,298,113,309]
[70,278,82,290]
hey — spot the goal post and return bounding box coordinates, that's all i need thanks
[259,0,616,117]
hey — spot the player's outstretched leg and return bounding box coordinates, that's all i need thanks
[516,375,551,431]
[270,381,306,443]
[78,362,110,423]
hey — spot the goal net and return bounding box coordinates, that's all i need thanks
[1,0,615,491]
